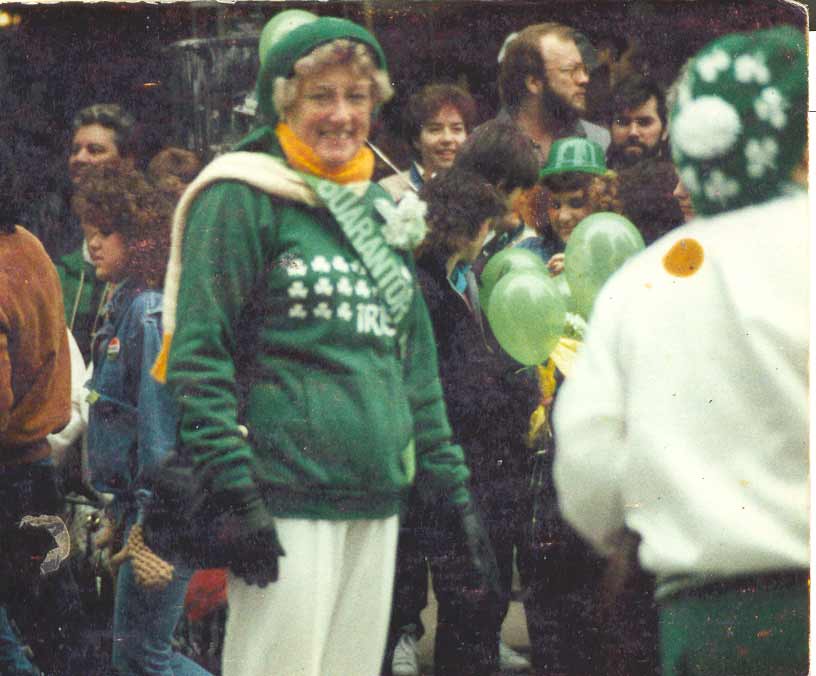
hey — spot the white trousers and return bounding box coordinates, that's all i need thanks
[222,515,399,676]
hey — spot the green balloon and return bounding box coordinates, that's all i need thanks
[553,272,576,313]
[486,270,566,366]
[564,212,645,319]
[259,9,318,67]
[479,247,549,311]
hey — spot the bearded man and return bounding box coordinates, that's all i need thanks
[496,23,610,166]
[606,75,669,170]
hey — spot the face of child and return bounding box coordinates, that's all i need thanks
[546,188,592,244]
[86,226,128,283]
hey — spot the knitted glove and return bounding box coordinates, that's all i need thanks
[223,496,286,588]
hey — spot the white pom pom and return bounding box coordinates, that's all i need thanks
[672,96,742,160]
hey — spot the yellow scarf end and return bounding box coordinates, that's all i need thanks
[150,332,173,384]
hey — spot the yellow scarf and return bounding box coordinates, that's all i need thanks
[276,122,374,184]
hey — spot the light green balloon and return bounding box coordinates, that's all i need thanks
[258,9,318,67]
[553,272,576,313]
[486,270,566,366]
[564,212,645,319]
[479,247,549,312]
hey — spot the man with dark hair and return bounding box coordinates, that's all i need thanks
[606,75,669,170]
[454,118,539,200]
[55,103,138,362]
[496,22,610,166]
[380,83,477,202]
[453,119,540,274]
[26,103,137,263]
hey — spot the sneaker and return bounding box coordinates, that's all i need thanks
[391,631,420,676]
[499,640,531,672]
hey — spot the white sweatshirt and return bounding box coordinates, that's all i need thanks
[553,190,809,591]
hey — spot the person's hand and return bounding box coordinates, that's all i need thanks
[225,498,286,588]
[547,253,565,276]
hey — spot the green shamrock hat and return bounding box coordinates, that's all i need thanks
[539,137,607,178]
[669,25,806,216]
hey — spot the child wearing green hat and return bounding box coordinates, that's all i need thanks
[155,10,499,676]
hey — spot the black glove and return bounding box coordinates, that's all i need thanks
[430,499,503,606]
[221,497,286,588]
[141,453,285,584]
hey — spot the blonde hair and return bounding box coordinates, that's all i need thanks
[273,39,393,119]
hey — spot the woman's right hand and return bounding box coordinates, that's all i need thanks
[547,253,565,276]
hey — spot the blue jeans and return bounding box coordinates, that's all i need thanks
[112,510,212,676]
[0,607,36,675]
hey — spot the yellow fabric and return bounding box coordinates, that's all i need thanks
[550,337,581,378]
[150,332,173,384]
[276,122,374,184]
[526,337,583,447]
[527,359,558,447]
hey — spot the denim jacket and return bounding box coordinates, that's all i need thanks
[86,279,177,496]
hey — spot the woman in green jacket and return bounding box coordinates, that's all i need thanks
[156,11,498,676]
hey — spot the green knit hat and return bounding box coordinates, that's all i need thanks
[539,137,607,178]
[669,26,806,216]
[255,12,390,126]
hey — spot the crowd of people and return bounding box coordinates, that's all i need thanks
[0,8,807,676]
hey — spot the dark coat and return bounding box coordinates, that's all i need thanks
[415,251,538,485]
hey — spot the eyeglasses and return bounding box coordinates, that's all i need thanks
[552,63,589,80]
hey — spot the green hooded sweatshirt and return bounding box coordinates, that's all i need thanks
[164,18,470,520]
[56,245,108,363]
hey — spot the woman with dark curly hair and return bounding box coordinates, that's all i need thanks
[74,165,212,676]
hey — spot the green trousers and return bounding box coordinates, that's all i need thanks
[659,572,808,676]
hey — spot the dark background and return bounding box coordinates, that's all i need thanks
[0,0,806,199]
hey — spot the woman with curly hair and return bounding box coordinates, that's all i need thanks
[518,137,621,277]
[74,165,212,676]
[515,136,622,676]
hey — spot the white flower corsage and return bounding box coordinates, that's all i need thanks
[563,312,587,341]
[375,192,428,251]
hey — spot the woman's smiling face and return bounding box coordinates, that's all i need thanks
[546,188,593,244]
[416,105,467,175]
[285,63,374,169]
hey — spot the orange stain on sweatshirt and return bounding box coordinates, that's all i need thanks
[663,238,704,277]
